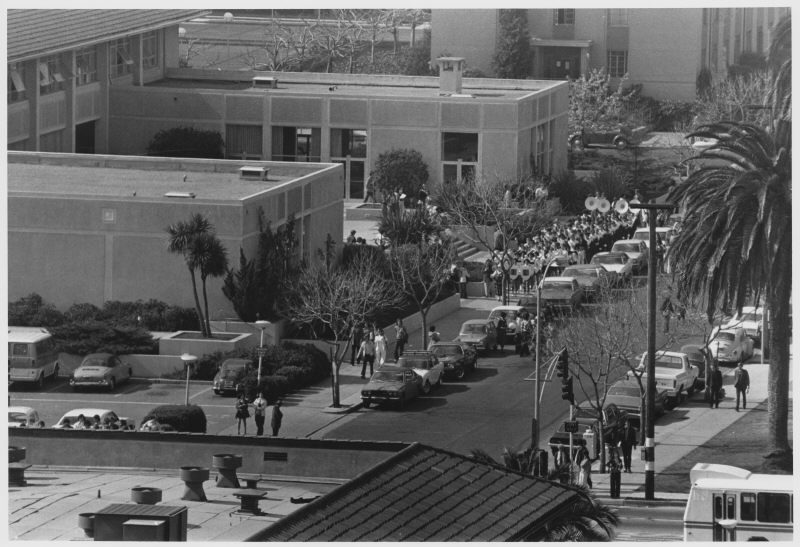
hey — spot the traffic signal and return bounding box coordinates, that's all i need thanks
[556,348,569,379]
[561,376,575,404]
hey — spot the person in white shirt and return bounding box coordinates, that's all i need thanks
[252,393,268,436]
[374,329,387,365]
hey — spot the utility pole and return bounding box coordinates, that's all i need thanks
[629,201,674,500]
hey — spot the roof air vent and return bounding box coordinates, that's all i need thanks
[164,192,196,198]
[252,76,278,89]
[239,166,269,181]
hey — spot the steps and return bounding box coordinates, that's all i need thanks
[451,235,481,261]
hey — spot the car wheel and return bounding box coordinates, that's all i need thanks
[362,398,371,408]
[455,367,466,380]
[52,363,60,380]
[614,137,628,150]
[687,383,695,396]
[37,374,45,389]
[398,396,406,411]
[213,389,221,395]
[436,375,443,387]
[109,377,116,391]
[422,381,431,395]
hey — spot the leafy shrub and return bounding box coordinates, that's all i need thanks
[273,365,306,386]
[9,293,65,327]
[373,148,430,201]
[146,127,224,159]
[50,321,157,355]
[141,404,207,433]
[547,171,594,214]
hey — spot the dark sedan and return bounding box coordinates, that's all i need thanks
[605,379,669,428]
[429,342,477,380]
[361,366,421,410]
[561,265,614,301]
[537,277,583,312]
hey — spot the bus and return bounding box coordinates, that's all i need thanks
[684,463,793,542]
[8,327,60,388]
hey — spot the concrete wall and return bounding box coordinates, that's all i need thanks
[58,352,190,378]
[9,428,409,480]
[431,9,498,75]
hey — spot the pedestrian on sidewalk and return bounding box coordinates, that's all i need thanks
[363,172,375,203]
[356,334,375,379]
[483,258,495,298]
[394,319,408,360]
[734,361,750,411]
[496,312,508,352]
[427,325,440,350]
[575,446,593,489]
[620,419,638,472]
[271,400,283,437]
[517,312,532,356]
[374,328,387,365]
[608,454,622,499]
[235,393,250,436]
[351,322,364,365]
[661,293,674,334]
[709,361,723,409]
[253,392,267,436]
[458,263,469,299]
[492,266,504,301]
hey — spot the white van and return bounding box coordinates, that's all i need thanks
[8,327,60,388]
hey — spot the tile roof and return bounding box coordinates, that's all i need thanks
[7,9,210,61]
[252,443,586,541]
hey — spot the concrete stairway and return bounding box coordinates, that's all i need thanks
[451,234,482,261]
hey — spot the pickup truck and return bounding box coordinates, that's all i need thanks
[547,403,629,458]
[629,350,700,408]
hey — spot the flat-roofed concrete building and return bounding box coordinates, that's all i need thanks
[7,152,343,314]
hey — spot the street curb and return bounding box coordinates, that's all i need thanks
[322,402,363,414]
[597,495,688,508]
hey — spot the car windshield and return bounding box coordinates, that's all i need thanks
[594,255,626,264]
[398,358,429,369]
[716,332,735,342]
[10,343,29,357]
[490,310,518,321]
[9,412,28,424]
[739,312,761,322]
[564,268,597,278]
[613,243,639,252]
[654,355,683,369]
[542,281,574,290]
[610,385,641,397]
[81,358,110,368]
[430,345,460,357]
[372,371,404,382]
[632,232,648,242]
[575,406,599,419]
[461,324,486,334]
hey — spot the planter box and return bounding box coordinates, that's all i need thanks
[158,331,253,357]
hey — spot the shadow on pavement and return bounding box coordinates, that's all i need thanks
[655,409,691,425]
[459,368,498,382]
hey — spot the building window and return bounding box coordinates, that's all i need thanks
[740,493,756,521]
[607,50,628,77]
[442,132,478,183]
[39,55,66,95]
[756,493,792,523]
[272,126,321,162]
[75,47,97,86]
[331,129,367,199]
[39,129,64,152]
[8,62,26,103]
[226,124,263,159]
[608,9,628,26]
[554,9,575,25]
[141,31,159,69]
[110,38,133,78]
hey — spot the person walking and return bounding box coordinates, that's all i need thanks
[427,325,441,350]
[709,361,724,409]
[608,453,622,499]
[270,400,283,437]
[661,293,674,334]
[252,392,267,436]
[351,322,364,366]
[518,312,532,357]
[482,258,495,298]
[235,393,250,436]
[363,172,375,203]
[458,263,469,299]
[620,419,638,472]
[496,312,508,352]
[356,334,376,379]
[576,446,593,489]
[394,319,408,360]
[492,266,504,301]
[734,361,750,411]
[374,328,387,365]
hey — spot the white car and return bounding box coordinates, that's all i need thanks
[396,351,444,395]
[611,239,649,274]
[631,227,675,249]
[52,408,134,430]
[8,406,41,428]
[590,251,634,284]
[722,306,764,345]
[710,326,755,364]
[488,305,530,335]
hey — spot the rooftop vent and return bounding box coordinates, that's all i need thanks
[252,76,278,89]
[239,166,269,181]
[164,192,196,198]
[436,57,465,95]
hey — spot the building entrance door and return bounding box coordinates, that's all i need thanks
[75,121,96,154]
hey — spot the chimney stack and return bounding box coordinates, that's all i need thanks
[437,57,465,95]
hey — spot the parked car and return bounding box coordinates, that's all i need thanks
[70,353,132,391]
[709,326,755,364]
[212,358,252,396]
[631,227,674,249]
[396,350,444,395]
[52,408,134,429]
[630,351,701,409]
[561,264,615,300]
[605,379,669,428]
[488,305,530,336]
[722,306,764,346]
[610,239,649,274]
[454,319,498,354]
[8,406,41,428]
[548,403,629,458]
[361,366,422,410]
[429,342,477,380]
[591,251,634,284]
[536,276,583,312]
[681,344,709,392]
[569,126,635,150]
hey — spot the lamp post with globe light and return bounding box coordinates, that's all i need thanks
[181,353,197,406]
[255,320,270,386]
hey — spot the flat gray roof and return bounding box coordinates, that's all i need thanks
[8,153,338,202]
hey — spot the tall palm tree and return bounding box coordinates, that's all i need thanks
[191,232,229,337]
[667,14,791,460]
[470,448,619,541]
[166,213,221,337]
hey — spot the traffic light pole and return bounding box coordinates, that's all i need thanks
[630,202,674,501]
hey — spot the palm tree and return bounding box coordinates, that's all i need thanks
[166,213,228,338]
[666,15,791,462]
[470,448,619,541]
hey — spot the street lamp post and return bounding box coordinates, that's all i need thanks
[533,258,559,452]
[223,12,234,61]
[181,353,197,406]
[255,320,270,386]
[629,201,674,501]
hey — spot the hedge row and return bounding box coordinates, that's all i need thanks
[141,404,207,433]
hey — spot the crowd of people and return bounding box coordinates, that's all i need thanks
[61,413,134,430]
